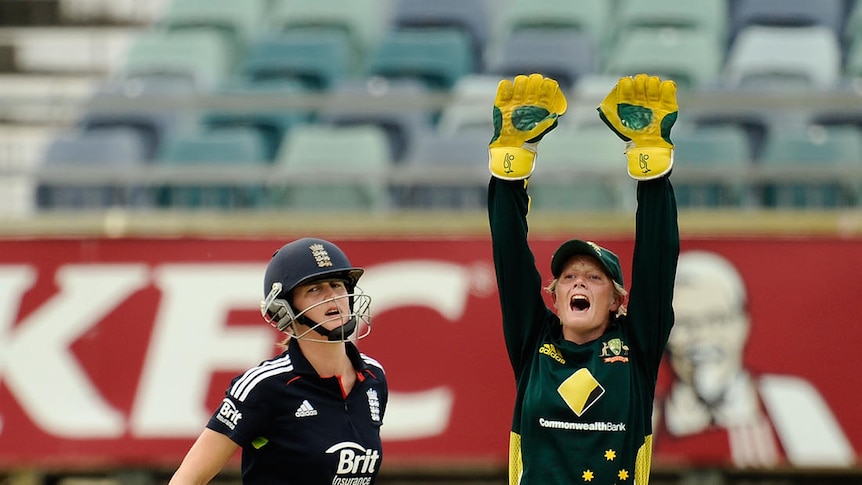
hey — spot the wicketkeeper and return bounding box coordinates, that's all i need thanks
[487,72,680,485]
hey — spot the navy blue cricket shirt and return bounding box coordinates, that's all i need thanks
[207,341,388,484]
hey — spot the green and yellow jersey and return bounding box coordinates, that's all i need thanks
[488,176,679,485]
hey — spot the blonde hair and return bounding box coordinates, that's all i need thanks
[277,334,292,349]
[544,278,628,318]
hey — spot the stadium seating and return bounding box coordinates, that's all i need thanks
[841,34,862,79]
[806,98,862,132]
[671,124,753,207]
[267,0,386,64]
[200,80,313,161]
[365,29,474,91]
[273,124,393,210]
[757,124,862,208]
[613,0,728,45]
[435,74,499,136]
[240,30,353,90]
[36,128,151,209]
[158,0,268,60]
[565,74,621,129]
[844,0,862,47]
[77,78,197,161]
[722,26,842,90]
[119,29,236,90]
[687,99,785,162]
[527,125,632,212]
[394,130,488,209]
[154,127,269,209]
[729,0,845,43]
[485,30,597,90]
[494,0,611,50]
[390,0,489,71]
[315,78,434,162]
[602,28,723,90]
[14,0,862,213]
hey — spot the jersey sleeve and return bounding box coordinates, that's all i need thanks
[627,175,680,379]
[488,177,553,376]
[206,374,274,448]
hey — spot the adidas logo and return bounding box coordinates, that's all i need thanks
[295,400,318,418]
[539,343,566,364]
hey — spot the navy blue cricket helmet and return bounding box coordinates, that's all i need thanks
[261,238,368,337]
[263,238,364,300]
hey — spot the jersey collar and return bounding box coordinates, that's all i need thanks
[288,341,367,377]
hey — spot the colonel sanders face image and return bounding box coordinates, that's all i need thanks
[668,251,750,405]
[660,251,855,467]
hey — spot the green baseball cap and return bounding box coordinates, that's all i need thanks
[551,239,624,287]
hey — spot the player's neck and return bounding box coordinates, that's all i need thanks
[299,339,353,377]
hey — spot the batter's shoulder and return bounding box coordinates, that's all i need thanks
[360,353,385,375]
[225,352,297,404]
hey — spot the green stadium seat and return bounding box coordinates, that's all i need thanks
[394,130,488,209]
[391,0,490,70]
[36,129,151,210]
[495,0,611,50]
[200,80,313,162]
[435,74,499,136]
[723,26,842,91]
[613,0,728,43]
[842,34,862,79]
[267,0,385,65]
[486,30,597,90]
[672,124,753,207]
[528,125,632,212]
[240,30,353,90]
[273,124,393,210]
[687,98,783,161]
[731,0,844,43]
[155,127,269,209]
[844,0,862,46]
[78,78,198,160]
[158,0,268,59]
[758,124,862,208]
[121,29,235,90]
[365,29,474,91]
[316,78,434,162]
[602,28,723,91]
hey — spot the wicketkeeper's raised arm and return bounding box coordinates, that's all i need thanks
[486,73,568,371]
[598,73,680,367]
[488,73,568,181]
[597,73,678,181]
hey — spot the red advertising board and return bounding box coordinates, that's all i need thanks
[0,236,859,470]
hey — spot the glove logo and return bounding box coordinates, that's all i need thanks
[638,152,651,174]
[503,153,515,174]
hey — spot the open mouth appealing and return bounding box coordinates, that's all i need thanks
[570,295,590,311]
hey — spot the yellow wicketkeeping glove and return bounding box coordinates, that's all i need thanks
[597,73,678,180]
[489,73,568,180]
